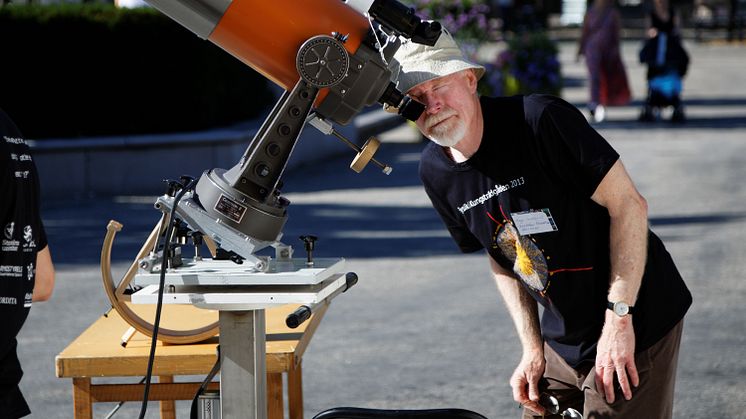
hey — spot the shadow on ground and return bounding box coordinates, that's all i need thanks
[42,142,452,264]
[42,140,746,264]
[597,115,746,129]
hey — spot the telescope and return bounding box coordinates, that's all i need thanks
[137,0,441,271]
[96,3,443,415]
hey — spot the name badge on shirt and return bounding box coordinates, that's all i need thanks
[512,209,558,236]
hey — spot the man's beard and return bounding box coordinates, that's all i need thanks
[423,107,466,148]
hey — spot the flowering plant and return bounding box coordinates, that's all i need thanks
[406,0,494,44]
[402,1,561,97]
[489,32,562,96]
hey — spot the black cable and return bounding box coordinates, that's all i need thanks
[190,345,221,419]
[138,179,196,419]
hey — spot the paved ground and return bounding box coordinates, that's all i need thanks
[16,40,746,418]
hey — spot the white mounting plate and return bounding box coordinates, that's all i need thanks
[131,274,348,311]
[133,257,345,287]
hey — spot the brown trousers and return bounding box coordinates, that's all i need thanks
[522,320,684,419]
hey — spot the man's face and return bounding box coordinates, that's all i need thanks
[407,70,478,147]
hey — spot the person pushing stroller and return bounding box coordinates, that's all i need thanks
[638,0,689,122]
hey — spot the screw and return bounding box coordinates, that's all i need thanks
[256,164,271,177]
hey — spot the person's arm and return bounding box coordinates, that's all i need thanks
[32,245,55,302]
[590,159,648,403]
[488,256,546,415]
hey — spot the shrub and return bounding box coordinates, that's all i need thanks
[495,32,562,96]
[401,1,560,97]
[0,4,273,139]
[406,0,495,44]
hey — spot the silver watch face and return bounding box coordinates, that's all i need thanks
[614,302,629,316]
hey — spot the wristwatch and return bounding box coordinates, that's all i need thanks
[607,301,634,316]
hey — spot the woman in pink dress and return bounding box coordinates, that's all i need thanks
[577,0,631,122]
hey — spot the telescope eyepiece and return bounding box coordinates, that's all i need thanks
[397,96,426,122]
[378,82,425,122]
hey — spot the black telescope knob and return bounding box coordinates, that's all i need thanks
[299,235,318,266]
[162,178,182,196]
[299,235,318,251]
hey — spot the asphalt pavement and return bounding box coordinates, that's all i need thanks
[16,40,746,418]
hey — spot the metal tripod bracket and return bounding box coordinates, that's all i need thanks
[151,193,274,271]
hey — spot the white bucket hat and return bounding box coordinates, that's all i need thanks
[390,26,485,94]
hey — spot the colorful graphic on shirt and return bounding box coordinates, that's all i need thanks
[487,206,594,296]
[488,210,549,294]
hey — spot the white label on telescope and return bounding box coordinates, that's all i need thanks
[215,194,247,224]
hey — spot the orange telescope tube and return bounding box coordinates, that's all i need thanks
[145,0,371,91]
[210,0,370,90]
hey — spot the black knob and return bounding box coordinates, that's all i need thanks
[190,231,203,246]
[344,272,358,291]
[286,305,312,329]
[300,235,317,250]
[162,179,181,196]
[299,235,318,265]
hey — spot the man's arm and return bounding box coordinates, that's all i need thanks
[590,159,648,403]
[32,245,55,302]
[488,256,546,415]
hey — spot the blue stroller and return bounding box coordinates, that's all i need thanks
[638,33,690,122]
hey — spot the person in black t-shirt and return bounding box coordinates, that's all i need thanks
[389,28,691,418]
[0,108,55,418]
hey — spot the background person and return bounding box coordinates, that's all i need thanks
[638,0,689,122]
[0,108,55,418]
[577,0,631,123]
[389,28,692,418]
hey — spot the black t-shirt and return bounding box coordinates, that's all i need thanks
[0,108,47,415]
[419,95,692,367]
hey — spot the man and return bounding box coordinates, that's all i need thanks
[0,108,55,418]
[391,28,691,418]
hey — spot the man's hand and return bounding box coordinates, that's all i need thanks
[511,351,546,415]
[595,312,639,403]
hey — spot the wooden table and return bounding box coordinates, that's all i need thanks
[56,304,328,419]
